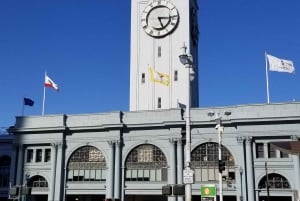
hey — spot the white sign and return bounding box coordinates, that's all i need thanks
[183,169,194,184]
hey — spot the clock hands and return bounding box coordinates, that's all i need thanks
[157,16,170,28]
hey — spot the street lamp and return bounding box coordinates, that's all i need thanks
[239,166,243,201]
[207,111,231,201]
[179,43,194,201]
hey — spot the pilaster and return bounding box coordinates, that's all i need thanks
[168,138,177,201]
[245,137,255,201]
[49,143,58,201]
[9,143,18,185]
[54,142,63,201]
[106,141,115,199]
[291,136,300,201]
[177,138,184,201]
[114,140,122,200]
[16,144,24,185]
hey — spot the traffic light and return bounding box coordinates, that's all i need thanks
[9,187,19,196]
[173,184,185,195]
[219,160,226,173]
[162,185,172,195]
[21,186,31,195]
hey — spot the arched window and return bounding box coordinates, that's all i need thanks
[67,146,106,182]
[125,144,167,182]
[28,175,48,188]
[191,142,235,182]
[258,173,290,189]
[0,155,10,187]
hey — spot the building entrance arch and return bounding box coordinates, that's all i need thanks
[257,173,292,201]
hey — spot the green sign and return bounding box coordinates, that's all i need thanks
[201,185,216,197]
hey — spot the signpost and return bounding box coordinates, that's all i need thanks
[183,169,194,184]
[201,185,216,201]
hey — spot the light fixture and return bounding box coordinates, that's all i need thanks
[224,111,231,116]
[207,111,215,117]
[179,44,193,65]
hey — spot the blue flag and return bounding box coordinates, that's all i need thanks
[24,98,34,106]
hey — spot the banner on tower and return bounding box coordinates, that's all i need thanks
[149,67,170,86]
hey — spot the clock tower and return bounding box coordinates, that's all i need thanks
[130,0,199,111]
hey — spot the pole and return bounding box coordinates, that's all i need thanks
[42,72,46,115]
[265,162,270,201]
[240,167,243,201]
[218,121,223,201]
[22,97,25,116]
[265,52,270,104]
[179,44,193,201]
[185,63,192,201]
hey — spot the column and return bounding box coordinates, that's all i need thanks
[9,143,18,185]
[16,144,24,185]
[169,139,177,201]
[236,137,245,201]
[54,142,63,201]
[177,139,184,201]
[106,141,115,199]
[49,143,58,201]
[293,154,300,201]
[121,165,125,201]
[245,137,255,201]
[114,140,121,201]
[292,136,300,201]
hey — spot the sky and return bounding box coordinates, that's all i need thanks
[1,0,300,130]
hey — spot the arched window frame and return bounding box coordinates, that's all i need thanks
[28,175,48,188]
[67,146,107,182]
[191,142,235,183]
[258,173,291,189]
[125,144,167,182]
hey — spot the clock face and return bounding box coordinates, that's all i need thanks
[141,0,179,38]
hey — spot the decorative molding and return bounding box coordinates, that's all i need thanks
[176,138,183,144]
[51,142,62,148]
[169,138,176,143]
[245,137,252,144]
[108,141,115,147]
[236,136,244,144]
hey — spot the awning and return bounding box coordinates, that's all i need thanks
[270,141,300,155]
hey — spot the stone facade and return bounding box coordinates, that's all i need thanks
[1,102,299,201]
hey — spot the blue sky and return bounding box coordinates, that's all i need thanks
[1,0,300,129]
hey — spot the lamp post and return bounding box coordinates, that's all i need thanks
[207,111,231,201]
[239,166,243,201]
[179,43,194,201]
[216,114,224,201]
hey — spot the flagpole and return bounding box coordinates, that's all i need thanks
[265,52,270,104]
[22,97,25,116]
[42,72,46,115]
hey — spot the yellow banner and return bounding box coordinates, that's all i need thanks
[149,68,170,86]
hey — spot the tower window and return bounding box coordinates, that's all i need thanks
[141,73,145,83]
[158,97,161,108]
[174,70,178,81]
[158,46,161,58]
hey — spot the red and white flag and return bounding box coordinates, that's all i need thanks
[45,74,59,91]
